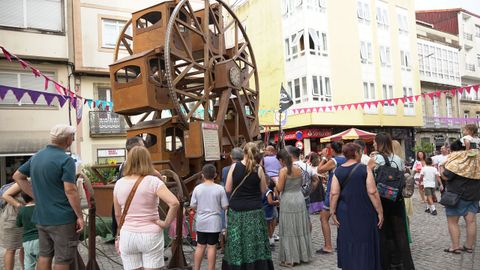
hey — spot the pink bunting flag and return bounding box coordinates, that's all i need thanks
[353,103,359,109]
[427,92,435,99]
[31,67,41,77]
[450,89,457,95]
[334,105,339,111]
[434,91,441,97]
[458,87,464,95]
[407,96,414,102]
[392,99,399,105]
[365,102,371,109]
[415,95,420,101]
[53,82,64,95]
[339,105,345,110]
[465,87,471,94]
[44,76,49,90]
[1,47,12,61]
[19,59,29,69]
[346,104,352,110]
[473,85,479,92]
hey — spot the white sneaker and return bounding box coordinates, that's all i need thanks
[273,234,280,241]
[269,238,275,246]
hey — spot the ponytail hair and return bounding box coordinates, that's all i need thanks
[277,149,293,175]
[243,142,259,173]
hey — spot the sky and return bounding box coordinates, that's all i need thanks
[415,0,480,14]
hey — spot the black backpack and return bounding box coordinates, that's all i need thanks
[374,154,405,201]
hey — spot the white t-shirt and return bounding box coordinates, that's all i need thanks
[360,154,370,165]
[420,166,439,188]
[432,155,447,167]
[461,135,480,149]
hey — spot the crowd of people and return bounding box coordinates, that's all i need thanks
[0,123,479,270]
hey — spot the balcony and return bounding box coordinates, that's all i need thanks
[465,63,476,72]
[464,32,473,41]
[89,111,128,137]
[423,116,459,130]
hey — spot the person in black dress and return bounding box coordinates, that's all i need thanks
[330,143,383,270]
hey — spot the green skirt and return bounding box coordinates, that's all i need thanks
[222,208,274,270]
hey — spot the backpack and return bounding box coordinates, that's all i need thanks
[374,154,405,201]
[297,163,312,198]
[0,182,15,208]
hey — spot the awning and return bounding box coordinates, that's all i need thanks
[0,131,50,156]
[320,128,376,143]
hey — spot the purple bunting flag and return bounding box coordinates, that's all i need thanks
[0,86,8,100]
[11,87,25,101]
[57,96,67,107]
[27,91,42,104]
[43,93,55,106]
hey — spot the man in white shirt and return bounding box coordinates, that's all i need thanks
[432,146,449,193]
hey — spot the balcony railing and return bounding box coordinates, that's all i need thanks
[89,111,127,136]
[465,63,476,72]
[423,116,457,129]
[464,32,473,41]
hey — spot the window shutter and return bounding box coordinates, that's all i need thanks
[0,0,24,28]
[26,0,63,32]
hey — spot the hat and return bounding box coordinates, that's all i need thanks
[50,124,76,139]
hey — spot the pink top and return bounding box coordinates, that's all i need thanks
[114,175,164,233]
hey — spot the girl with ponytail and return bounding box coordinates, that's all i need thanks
[223,142,274,270]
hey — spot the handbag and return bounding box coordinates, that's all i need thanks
[439,191,460,207]
[116,176,146,238]
[340,163,361,190]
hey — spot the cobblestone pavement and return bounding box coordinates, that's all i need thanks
[1,191,479,269]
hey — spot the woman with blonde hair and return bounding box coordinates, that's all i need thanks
[113,146,179,270]
[223,142,274,270]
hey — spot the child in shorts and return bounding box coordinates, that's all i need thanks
[420,157,443,215]
[263,180,279,246]
[190,164,228,270]
[16,192,39,270]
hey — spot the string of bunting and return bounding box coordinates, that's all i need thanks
[0,46,112,111]
[258,84,480,116]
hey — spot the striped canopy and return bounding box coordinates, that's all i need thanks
[320,128,376,143]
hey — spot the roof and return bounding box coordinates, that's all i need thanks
[416,8,480,19]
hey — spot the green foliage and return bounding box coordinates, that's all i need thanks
[81,165,118,184]
[413,142,435,155]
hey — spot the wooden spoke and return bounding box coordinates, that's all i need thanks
[121,38,133,55]
[173,63,194,86]
[124,34,132,40]
[209,7,221,32]
[175,18,204,39]
[173,24,194,59]
[175,88,203,100]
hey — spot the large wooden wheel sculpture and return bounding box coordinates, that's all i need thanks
[109,1,260,268]
[112,0,259,143]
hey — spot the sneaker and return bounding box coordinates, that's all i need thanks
[431,210,437,215]
[273,234,280,241]
[425,208,430,213]
[269,238,275,246]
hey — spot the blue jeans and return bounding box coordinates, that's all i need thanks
[23,239,39,270]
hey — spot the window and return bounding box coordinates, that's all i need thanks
[380,46,391,66]
[0,0,63,32]
[432,96,439,117]
[312,75,331,102]
[400,50,411,69]
[306,0,326,12]
[322,33,328,52]
[476,112,480,122]
[0,70,57,106]
[382,84,395,114]
[102,18,130,49]
[376,6,389,28]
[302,77,308,102]
[306,29,327,56]
[294,78,301,104]
[360,42,367,63]
[165,127,184,152]
[446,97,453,118]
[285,30,306,60]
[357,1,370,22]
[402,87,414,115]
[476,25,480,38]
[464,111,470,118]
[363,82,377,113]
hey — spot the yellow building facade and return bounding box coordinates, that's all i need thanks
[233,0,423,155]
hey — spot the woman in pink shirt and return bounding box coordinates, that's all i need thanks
[114,146,179,270]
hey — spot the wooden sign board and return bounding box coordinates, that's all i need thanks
[202,122,220,161]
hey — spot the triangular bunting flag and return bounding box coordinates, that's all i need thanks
[19,59,29,69]
[43,93,55,105]
[427,92,435,99]
[44,76,49,90]
[31,67,41,77]
[450,89,457,95]
[353,103,359,110]
[466,87,471,94]
[473,85,479,92]
[57,96,67,107]
[434,91,441,97]
[86,99,93,108]
[11,88,25,101]
[415,95,420,101]
[458,87,464,94]
[1,47,12,61]
[407,96,413,102]
[346,104,352,110]
[340,105,345,110]
[76,102,83,125]
[299,109,305,114]
[0,86,8,100]
[27,91,42,104]
[334,105,339,111]
[365,102,371,109]
[54,82,64,95]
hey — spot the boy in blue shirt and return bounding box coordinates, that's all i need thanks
[16,192,39,270]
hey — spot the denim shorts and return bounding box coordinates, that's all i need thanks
[445,199,479,217]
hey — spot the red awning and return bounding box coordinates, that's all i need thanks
[320,128,376,143]
[274,128,332,142]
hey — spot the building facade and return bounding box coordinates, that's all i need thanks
[72,0,158,166]
[0,0,74,185]
[234,0,423,157]
[416,9,480,132]
[415,21,461,149]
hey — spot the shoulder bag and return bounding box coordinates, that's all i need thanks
[340,163,361,190]
[116,175,146,237]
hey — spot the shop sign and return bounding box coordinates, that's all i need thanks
[97,148,125,158]
[274,128,332,141]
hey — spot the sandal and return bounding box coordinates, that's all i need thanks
[462,246,473,253]
[279,262,294,268]
[316,248,333,254]
[443,248,462,254]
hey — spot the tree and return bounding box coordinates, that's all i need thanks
[413,141,435,156]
